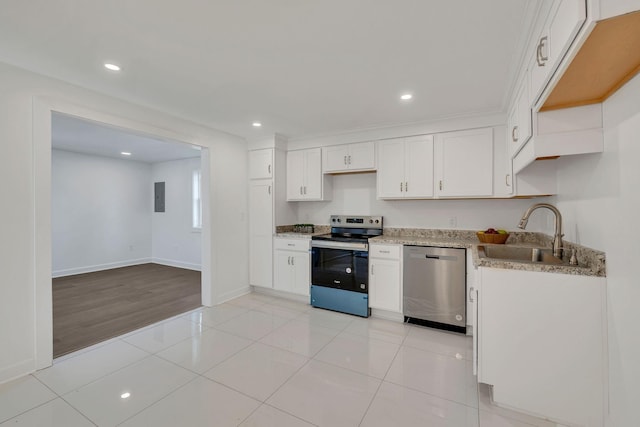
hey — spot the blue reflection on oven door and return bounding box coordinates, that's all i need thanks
[310,285,369,317]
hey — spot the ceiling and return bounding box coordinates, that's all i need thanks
[0,0,534,141]
[52,112,201,163]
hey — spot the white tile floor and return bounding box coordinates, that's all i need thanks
[0,292,558,426]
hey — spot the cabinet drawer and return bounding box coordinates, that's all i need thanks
[274,238,310,251]
[369,244,401,260]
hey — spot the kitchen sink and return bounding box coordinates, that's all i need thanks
[477,245,565,265]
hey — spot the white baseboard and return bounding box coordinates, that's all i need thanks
[151,258,201,271]
[217,286,252,304]
[0,358,34,385]
[52,258,152,278]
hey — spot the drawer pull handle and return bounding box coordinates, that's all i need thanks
[379,250,390,253]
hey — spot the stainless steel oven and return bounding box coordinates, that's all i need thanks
[310,215,382,317]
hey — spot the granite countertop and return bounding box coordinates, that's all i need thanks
[274,225,330,239]
[372,228,606,277]
[273,232,318,239]
[370,235,475,249]
[274,225,606,277]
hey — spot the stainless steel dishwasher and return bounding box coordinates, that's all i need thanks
[403,246,466,333]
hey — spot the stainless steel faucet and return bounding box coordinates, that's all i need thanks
[518,203,564,258]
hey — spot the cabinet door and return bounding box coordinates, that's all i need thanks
[530,27,550,107]
[348,141,375,171]
[251,235,273,289]
[436,128,494,197]
[286,150,305,201]
[530,0,586,104]
[249,149,273,180]
[273,251,294,293]
[494,125,513,197]
[303,148,322,200]
[548,0,586,70]
[323,145,350,172]
[376,139,405,199]
[479,268,606,426]
[507,102,518,158]
[516,75,532,151]
[291,251,311,296]
[404,136,434,198]
[249,181,273,288]
[369,258,401,312]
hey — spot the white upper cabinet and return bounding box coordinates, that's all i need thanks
[249,148,273,180]
[287,148,330,201]
[377,135,434,199]
[435,128,494,197]
[530,0,587,105]
[377,139,405,198]
[287,150,305,199]
[348,141,376,170]
[508,72,533,157]
[493,125,513,197]
[323,141,375,173]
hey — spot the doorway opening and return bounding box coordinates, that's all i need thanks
[50,112,207,357]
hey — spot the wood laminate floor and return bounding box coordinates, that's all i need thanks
[53,263,201,358]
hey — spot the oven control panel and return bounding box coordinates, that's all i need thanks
[329,215,383,228]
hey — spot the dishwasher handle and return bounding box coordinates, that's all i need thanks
[409,253,459,261]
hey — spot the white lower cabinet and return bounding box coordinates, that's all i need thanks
[273,237,311,296]
[477,267,606,426]
[368,244,402,313]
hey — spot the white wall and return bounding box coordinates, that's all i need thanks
[0,61,248,383]
[552,73,640,427]
[151,157,202,270]
[51,150,152,276]
[296,170,549,231]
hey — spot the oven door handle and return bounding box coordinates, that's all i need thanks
[311,240,368,251]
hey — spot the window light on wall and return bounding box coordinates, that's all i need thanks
[192,170,202,230]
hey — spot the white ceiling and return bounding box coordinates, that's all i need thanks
[52,112,201,163]
[0,0,535,141]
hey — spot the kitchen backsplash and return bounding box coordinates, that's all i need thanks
[294,172,553,233]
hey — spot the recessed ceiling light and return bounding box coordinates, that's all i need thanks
[120,392,131,399]
[400,94,413,100]
[121,151,132,156]
[252,122,262,127]
[104,63,121,71]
